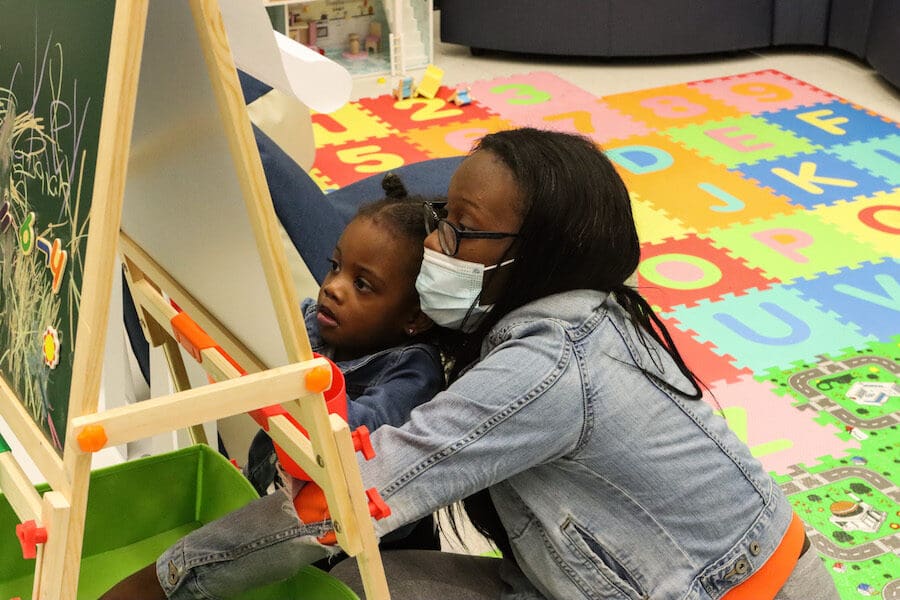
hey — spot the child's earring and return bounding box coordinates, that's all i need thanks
[407,327,416,336]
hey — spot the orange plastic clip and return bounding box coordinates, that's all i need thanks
[77,424,108,453]
[170,312,215,363]
[305,364,332,393]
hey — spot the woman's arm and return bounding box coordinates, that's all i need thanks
[361,321,586,535]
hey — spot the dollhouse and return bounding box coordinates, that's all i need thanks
[266,0,433,77]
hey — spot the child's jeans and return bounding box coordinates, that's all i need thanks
[157,491,335,599]
[156,476,437,599]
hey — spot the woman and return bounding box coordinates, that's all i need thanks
[103,128,838,599]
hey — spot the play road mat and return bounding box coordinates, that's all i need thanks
[310,70,900,598]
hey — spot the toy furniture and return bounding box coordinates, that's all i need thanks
[448,87,471,106]
[366,21,382,53]
[415,64,444,99]
[394,76,414,100]
[438,0,900,89]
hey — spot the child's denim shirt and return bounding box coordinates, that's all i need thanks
[245,298,443,494]
[300,298,444,432]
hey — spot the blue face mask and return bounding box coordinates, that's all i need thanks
[415,248,514,332]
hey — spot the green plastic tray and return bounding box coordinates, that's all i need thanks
[0,445,359,599]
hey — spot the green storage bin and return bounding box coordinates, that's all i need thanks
[0,445,359,599]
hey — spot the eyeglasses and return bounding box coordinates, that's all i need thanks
[423,201,518,257]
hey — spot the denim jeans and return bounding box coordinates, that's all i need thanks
[158,491,334,599]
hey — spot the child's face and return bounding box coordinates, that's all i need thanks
[317,216,422,360]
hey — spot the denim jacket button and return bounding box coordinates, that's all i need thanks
[724,556,751,580]
[749,541,761,556]
[167,560,180,585]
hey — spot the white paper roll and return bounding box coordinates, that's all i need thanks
[217,0,352,113]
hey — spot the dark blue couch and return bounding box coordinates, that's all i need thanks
[439,0,900,89]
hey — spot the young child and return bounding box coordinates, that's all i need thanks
[246,175,444,495]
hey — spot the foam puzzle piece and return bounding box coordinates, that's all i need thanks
[357,90,496,132]
[688,69,837,114]
[630,192,693,246]
[760,100,900,148]
[309,166,339,192]
[813,189,900,257]
[637,233,777,312]
[791,259,899,341]
[659,314,751,385]
[399,116,515,158]
[311,135,432,188]
[606,133,797,231]
[311,103,396,147]
[601,82,742,131]
[466,72,651,143]
[664,286,876,372]
[827,133,900,186]
[703,210,880,283]
[736,150,893,209]
[664,114,820,168]
[705,374,858,476]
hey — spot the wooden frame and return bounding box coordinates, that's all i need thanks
[0,1,389,598]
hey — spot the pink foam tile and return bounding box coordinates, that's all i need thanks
[688,70,837,115]
[467,72,598,121]
[504,100,652,144]
[704,375,858,476]
[465,72,650,142]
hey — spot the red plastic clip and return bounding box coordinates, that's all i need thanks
[351,426,375,460]
[16,520,48,559]
[366,488,391,520]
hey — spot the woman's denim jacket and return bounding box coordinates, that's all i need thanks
[363,289,795,599]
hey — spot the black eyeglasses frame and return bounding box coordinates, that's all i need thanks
[423,201,518,257]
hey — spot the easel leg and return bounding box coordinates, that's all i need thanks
[333,425,391,600]
[52,453,91,600]
[33,491,71,600]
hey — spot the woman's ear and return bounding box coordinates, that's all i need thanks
[405,309,434,337]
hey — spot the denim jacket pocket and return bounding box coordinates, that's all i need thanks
[561,517,649,600]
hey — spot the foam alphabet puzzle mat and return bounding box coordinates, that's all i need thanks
[311,70,900,597]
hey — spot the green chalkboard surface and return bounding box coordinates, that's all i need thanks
[0,0,116,452]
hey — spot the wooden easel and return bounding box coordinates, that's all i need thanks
[0,1,389,598]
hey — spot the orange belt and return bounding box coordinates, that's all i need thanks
[721,512,806,600]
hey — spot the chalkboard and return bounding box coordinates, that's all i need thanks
[0,0,116,452]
